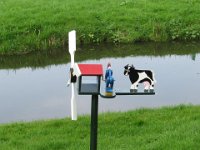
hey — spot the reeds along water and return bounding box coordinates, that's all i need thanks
[1,42,200,70]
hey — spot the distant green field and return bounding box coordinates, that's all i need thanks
[1,105,200,150]
[1,0,200,55]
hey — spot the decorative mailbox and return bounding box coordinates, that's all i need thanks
[74,63,103,95]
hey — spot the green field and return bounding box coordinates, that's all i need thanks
[1,0,200,55]
[1,105,200,149]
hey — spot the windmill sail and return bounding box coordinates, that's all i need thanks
[68,30,77,120]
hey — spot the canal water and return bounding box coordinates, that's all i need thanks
[0,43,200,124]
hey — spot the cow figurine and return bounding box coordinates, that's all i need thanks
[124,64,155,91]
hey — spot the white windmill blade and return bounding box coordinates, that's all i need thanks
[70,83,77,120]
[68,30,76,67]
[68,30,77,120]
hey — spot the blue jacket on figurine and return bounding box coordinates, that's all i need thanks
[105,63,114,90]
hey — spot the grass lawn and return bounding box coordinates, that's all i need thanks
[0,105,200,149]
[1,0,200,54]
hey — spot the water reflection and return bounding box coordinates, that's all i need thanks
[1,42,200,69]
[0,65,68,124]
[0,43,200,124]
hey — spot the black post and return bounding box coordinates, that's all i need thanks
[90,94,98,150]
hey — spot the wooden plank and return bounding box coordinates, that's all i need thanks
[116,89,155,95]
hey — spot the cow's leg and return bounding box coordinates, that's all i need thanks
[150,80,154,90]
[150,85,154,90]
[131,82,138,90]
[130,84,134,89]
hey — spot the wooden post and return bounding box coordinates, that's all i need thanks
[90,94,98,150]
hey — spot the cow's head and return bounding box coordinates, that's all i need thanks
[124,64,134,76]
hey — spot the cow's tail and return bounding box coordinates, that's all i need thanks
[151,70,156,84]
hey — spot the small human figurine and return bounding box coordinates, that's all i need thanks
[67,68,77,86]
[105,63,114,92]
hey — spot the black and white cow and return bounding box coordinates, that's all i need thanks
[124,64,155,90]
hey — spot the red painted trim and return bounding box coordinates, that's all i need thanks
[78,64,103,76]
